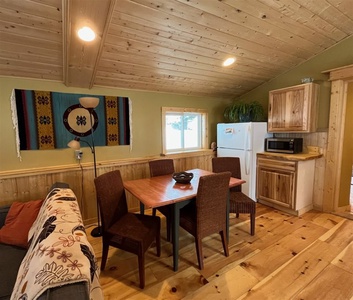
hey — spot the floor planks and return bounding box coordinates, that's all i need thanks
[87,204,353,300]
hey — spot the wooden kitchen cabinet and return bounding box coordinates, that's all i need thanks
[268,82,319,132]
[256,155,315,216]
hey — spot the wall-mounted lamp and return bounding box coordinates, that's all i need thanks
[67,97,101,237]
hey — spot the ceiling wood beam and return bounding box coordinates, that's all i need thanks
[63,0,115,88]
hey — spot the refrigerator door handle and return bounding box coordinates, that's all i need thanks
[245,150,250,175]
[244,124,251,175]
[246,124,252,150]
[243,127,248,150]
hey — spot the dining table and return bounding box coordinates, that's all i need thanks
[123,168,245,271]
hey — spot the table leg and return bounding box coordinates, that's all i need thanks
[226,190,230,242]
[171,199,193,272]
[172,203,179,272]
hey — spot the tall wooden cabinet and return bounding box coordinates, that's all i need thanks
[256,154,316,216]
[268,83,319,132]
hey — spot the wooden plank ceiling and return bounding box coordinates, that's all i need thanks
[0,0,352,98]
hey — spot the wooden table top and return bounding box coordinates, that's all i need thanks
[124,168,245,208]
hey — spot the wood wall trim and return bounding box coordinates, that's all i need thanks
[0,150,214,179]
[323,64,353,81]
[323,64,353,212]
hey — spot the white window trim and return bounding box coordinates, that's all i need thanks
[162,107,208,155]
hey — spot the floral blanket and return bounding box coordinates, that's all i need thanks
[11,188,103,300]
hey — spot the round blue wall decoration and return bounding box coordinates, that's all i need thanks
[63,104,99,137]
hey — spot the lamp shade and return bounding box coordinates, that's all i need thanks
[67,137,81,150]
[79,97,99,109]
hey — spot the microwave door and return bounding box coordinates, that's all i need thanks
[267,140,293,153]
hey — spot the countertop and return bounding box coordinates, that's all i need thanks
[257,151,323,161]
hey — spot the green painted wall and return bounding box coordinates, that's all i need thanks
[0,78,228,172]
[234,36,353,130]
[1,36,353,172]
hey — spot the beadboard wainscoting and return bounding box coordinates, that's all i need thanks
[0,150,215,225]
[0,131,328,226]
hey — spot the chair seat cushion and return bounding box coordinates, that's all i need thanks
[108,213,160,253]
[229,192,256,214]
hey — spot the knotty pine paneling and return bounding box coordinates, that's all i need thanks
[0,151,215,225]
[1,0,352,97]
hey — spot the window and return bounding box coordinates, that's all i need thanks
[162,107,208,154]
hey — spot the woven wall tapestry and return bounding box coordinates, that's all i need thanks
[12,89,131,151]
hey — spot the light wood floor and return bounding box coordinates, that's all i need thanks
[87,204,353,300]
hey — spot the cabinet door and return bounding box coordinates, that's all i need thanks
[256,158,296,209]
[268,83,319,132]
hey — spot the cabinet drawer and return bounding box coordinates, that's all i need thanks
[257,157,296,172]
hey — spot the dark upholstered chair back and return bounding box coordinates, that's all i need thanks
[212,157,242,192]
[195,172,232,237]
[149,159,175,177]
[94,170,128,232]
[179,171,231,269]
[212,156,256,236]
[94,169,161,289]
[149,159,175,241]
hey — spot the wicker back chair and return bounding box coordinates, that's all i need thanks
[149,159,175,177]
[212,157,256,235]
[179,172,231,269]
[149,159,174,242]
[94,170,161,289]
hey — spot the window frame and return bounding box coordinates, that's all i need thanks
[162,107,208,154]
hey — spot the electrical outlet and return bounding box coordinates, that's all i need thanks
[75,150,83,160]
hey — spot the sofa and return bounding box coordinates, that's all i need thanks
[0,183,101,300]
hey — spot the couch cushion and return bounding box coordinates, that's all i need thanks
[37,281,89,300]
[0,243,27,300]
[0,199,43,248]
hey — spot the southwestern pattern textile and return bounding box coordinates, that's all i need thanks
[10,188,103,299]
[14,89,130,150]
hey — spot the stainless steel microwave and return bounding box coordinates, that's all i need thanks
[265,138,303,154]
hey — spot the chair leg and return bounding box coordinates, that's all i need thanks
[236,212,240,218]
[152,208,157,216]
[220,230,229,257]
[138,253,145,289]
[250,212,255,236]
[156,224,161,257]
[100,240,109,271]
[195,237,204,270]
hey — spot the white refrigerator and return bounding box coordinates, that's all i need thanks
[216,122,270,199]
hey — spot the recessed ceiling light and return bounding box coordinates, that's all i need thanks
[77,26,96,42]
[223,57,236,67]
